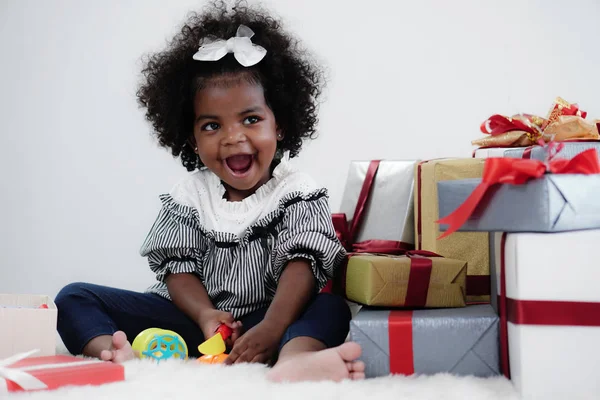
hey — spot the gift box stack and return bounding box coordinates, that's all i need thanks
[332,160,500,379]
[436,97,600,399]
[338,97,600,399]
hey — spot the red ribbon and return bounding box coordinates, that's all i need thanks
[498,233,510,378]
[388,310,414,375]
[498,233,600,379]
[333,160,380,249]
[349,160,379,244]
[480,114,540,137]
[331,213,351,250]
[351,240,414,255]
[436,148,600,239]
[506,298,600,327]
[480,102,586,137]
[404,250,440,307]
[335,250,439,307]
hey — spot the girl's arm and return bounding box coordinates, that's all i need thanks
[166,273,240,340]
[262,258,316,330]
[166,273,215,323]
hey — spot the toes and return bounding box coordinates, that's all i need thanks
[112,331,128,349]
[350,360,365,373]
[350,371,365,380]
[335,342,362,362]
[113,347,135,363]
[100,349,114,361]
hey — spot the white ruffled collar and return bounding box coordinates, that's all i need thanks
[207,158,296,215]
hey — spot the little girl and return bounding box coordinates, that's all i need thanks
[55,1,365,383]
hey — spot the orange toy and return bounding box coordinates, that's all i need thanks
[197,353,228,364]
[196,325,232,365]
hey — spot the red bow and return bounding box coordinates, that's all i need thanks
[480,114,541,137]
[480,101,587,137]
[436,148,600,239]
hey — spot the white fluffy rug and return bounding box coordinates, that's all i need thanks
[8,342,520,400]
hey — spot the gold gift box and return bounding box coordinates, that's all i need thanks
[345,254,467,307]
[414,158,490,303]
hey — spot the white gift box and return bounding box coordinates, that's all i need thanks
[495,230,600,400]
[0,294,57,359]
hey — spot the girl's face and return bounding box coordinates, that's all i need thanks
[192,80,282,202]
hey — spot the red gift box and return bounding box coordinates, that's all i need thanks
[1,350,125,393]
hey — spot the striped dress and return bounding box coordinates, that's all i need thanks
[140,159,346,319]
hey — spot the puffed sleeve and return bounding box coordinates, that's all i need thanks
[273,190,347,291]
[140,194,207,283]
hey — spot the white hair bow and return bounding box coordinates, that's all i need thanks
[192,25,267,67]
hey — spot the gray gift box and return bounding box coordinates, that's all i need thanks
[437,175,600,233]
[503,141,600,161]
[349,304,500,378]
[339,160,418,244]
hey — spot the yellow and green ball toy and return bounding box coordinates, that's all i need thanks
[132,328,188,361]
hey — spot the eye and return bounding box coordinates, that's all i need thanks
[201,122,219,131]
[243,116,261,125]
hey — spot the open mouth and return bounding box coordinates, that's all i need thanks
[224,154,254,176]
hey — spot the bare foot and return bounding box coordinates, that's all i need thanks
[266,342,366,383]
[99,331,135,363]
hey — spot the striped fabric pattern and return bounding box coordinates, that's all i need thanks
[140,184,346,319]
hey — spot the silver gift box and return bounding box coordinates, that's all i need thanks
[339,161,418,244]
[437,175,600,233]
[502,142,600,161]
[350,305,500,378]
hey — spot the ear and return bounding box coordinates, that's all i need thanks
[187,137,198,153]
[276,127,284,141]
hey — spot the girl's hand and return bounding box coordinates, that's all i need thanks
[197,309,243,348]
[224,319,285,365]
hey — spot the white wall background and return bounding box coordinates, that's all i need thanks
[1,0,599,299]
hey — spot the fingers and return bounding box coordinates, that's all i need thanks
[224,338,265,365]
[224,340,247,365]
[230,323,243,343]
[218,314,243,336]
[234,344,263,364]
[234,350,255,364]
[250,353,270,364]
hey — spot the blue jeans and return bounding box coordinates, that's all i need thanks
[55,282,351,358]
